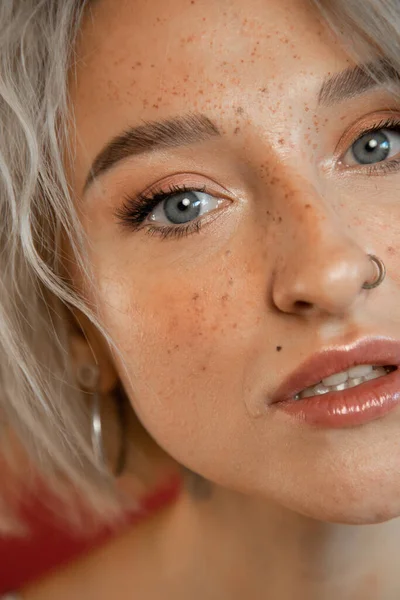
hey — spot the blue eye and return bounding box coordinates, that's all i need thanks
[115,183,228,240]
[343,126,400,167]
[149,190,222,225]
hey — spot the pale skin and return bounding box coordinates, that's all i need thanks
[21,0,400,597]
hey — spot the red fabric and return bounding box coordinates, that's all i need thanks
[0,474,182,594]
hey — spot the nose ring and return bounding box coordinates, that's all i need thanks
[362,254,386,289]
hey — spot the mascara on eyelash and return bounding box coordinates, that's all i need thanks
[354,116,400,139]
[114,183,207,231]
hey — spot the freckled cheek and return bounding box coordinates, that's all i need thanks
[120,283,241,375]
[100,262,264,401]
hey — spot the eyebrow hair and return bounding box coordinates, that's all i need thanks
[82,113,220,194]
[318,59,400,107]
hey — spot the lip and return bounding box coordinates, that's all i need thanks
[270,336,400,428]
[271,337,400,403]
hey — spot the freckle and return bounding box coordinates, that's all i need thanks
[278,216,282,223]
[276,346,282,352]
[305,204,311,209]
[225,249,232,256]
[234,127,240,135]
[228,277,234,286]
[387,246,396,255]
[221,294,229,302]
[278,138,284,145]
[192,293,199,301]
[174,344,180,350]
[235,106,244,115]
[152,104,159,109]
[201,365,207,371]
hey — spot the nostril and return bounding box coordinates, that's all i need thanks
[294,300,313,311]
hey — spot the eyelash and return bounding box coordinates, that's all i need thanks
[114,118,400,239]
[114,183,209,239]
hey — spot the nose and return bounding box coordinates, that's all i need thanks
[271,197,376,318]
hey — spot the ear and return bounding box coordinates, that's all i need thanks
[66,306,119,396]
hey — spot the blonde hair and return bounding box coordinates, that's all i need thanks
[0,0,400,533]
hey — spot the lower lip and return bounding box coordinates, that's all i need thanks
[275,368,400,428]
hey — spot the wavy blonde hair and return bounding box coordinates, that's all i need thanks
[0,0,399,534]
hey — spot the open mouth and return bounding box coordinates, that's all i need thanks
[294,365,398,400]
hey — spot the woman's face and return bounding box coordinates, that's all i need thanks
[68,0,400,524]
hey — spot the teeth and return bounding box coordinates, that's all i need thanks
[364,369,386,382]
[333,381,350,391]
[295,365,392,400]
[346,377,364,389]
[322,371,348,386]
[347,364,373,378]
[313,383,331,395]
[301,388,316,398]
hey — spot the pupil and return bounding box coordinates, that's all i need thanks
[178,198,191,211]
[366,139,378,152]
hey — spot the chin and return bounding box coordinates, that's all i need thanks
[289,485,400,526]
[300,503,400,526]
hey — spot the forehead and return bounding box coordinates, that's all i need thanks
[68,0,350,191]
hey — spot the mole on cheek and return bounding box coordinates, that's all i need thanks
[276,346,282,352]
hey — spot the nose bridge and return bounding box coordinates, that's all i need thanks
[271,174,349,258]
[268,176,372,317]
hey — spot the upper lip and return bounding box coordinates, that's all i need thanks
[271,337,400,404]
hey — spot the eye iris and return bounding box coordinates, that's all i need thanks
[163,191,202,224]
[351,131,390,165]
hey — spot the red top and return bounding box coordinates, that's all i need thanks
[0,474,182,594]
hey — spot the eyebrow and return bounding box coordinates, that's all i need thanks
[82,113,220,194]
[318,59,400,107]
[83,61,400,193]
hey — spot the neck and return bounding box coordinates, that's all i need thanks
[164,479,400,600]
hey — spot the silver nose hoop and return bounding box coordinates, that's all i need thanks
[362,254,386,290]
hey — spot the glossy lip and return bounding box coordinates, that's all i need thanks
[271,336,400,404]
